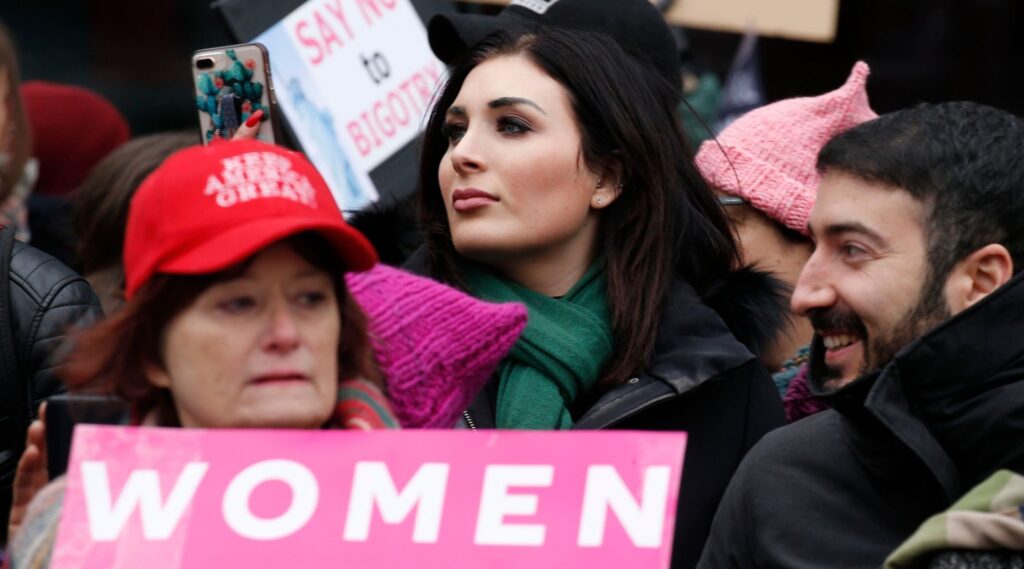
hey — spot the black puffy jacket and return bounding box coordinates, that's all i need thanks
[0,238,102,543]
[6,240,103,406]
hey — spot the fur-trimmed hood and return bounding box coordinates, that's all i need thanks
[346,196,422,266]
[702,265,792,366]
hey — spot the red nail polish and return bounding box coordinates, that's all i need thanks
[245,110,264,128]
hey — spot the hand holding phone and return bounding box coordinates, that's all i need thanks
[231,109,265,141]
[44,394,128,480]
[192,43,280,144]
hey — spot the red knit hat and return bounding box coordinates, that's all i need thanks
[21,81,130,196]
[123,140,377,299]
[695,62,877,236]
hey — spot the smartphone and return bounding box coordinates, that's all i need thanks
[45,394,128,479]
[192,42,280,144]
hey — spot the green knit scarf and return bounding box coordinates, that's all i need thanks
[462,262,613,430]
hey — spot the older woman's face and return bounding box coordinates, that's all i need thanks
[146,243,340,429]
[438,54,614,273]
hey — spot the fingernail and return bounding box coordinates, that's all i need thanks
[244,110,264,127]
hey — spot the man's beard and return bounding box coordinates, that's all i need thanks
[860,277,952,376]
[809,306,865,387]
[810,277,952,387]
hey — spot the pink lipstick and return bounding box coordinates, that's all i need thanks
[452,188,499,212]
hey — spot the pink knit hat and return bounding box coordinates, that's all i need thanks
[347,265,527,428]
[695,61,877,236]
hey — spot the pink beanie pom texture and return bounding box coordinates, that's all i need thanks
[695,61,877,235]
[347,265,527,428]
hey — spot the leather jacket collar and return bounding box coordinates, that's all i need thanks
[575,277,756,428]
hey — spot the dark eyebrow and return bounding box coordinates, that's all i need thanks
[819,221,889,248]
[488,97,546,114]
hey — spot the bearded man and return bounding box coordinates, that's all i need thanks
[698,101,1024,568]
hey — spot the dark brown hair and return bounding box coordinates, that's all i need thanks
[72,131,195,275]
[0,20,31,202]
[418,29,738,387]
[818,101,1024,282]
[61,233,379,426]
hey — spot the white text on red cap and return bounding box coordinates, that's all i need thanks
[203,152,319,209]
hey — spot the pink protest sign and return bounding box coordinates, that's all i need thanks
[52,426,686,568]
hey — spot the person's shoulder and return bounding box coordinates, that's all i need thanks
[9,239,90,300]
[744,409,845,466]
[719,410,851,518]
[700,410,876,569]
[649,278,758,386]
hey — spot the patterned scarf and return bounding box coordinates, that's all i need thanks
[332,378,400,430]
[772,344,810,396]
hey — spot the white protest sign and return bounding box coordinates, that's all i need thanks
[257,0,444,211]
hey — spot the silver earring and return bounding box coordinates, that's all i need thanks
[596,177,604,189]
[596,198,603,205]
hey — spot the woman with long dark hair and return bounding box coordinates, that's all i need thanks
[413,28,785,567]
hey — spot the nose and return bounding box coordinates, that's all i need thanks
[790,252,838,316]
[448,128,486,176]
[261,299,300,353]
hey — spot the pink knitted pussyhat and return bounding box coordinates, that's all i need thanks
[695,61,877,236]
[346,265,527,428]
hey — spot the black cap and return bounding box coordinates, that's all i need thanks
[428,0,681,91]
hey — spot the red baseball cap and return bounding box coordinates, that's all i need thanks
[123,139,377,299]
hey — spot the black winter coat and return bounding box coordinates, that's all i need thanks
[458,275,786,569]
[0,240,102,543]
[698,271,1024,569]
[7,240,103,406]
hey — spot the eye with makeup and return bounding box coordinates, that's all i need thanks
[441,115,533,146]
[441,121,466,145]
[496,116,532,136]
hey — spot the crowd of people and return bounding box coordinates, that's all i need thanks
[1,0,1022,567]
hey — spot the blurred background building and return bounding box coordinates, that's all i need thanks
[1,0,1019,140]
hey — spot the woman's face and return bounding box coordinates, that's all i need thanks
[146,242,340,429]
[438,54,614,272]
